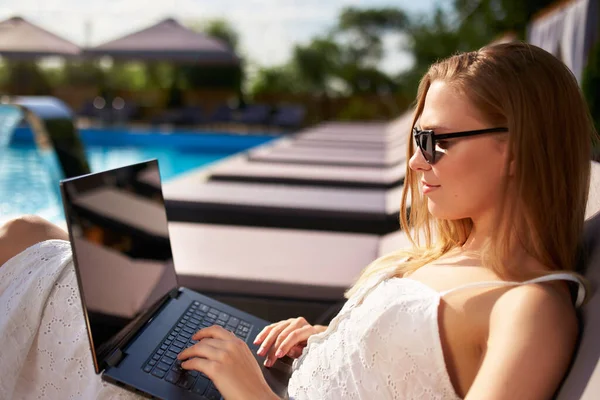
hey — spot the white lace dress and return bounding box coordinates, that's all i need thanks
[0,240,141,400]
[1,240,584,400]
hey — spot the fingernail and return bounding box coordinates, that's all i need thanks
[275,350,283,358]
[257,347,265,356]
[263,359,269,367]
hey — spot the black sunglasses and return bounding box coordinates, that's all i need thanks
[412,127,509,164]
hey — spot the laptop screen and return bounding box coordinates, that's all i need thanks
[60,159,179,372]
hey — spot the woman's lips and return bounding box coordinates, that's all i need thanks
[422,182,440,194]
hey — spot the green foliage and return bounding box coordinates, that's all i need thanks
[249,65,304,96]
[337,7,408,66]
[104,62,149,90]
[336,97,381,121]
[201,18,240,52]
[4,61,52,95]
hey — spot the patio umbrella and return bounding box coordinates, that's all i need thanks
[84,18,239,64]
[0,16,81,58]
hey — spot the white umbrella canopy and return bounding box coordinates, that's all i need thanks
[0,16,81,58]
[84,18,239,64]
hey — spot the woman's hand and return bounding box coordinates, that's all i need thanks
[177,325,278,400]
[253,317,327,367]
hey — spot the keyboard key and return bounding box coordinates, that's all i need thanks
[165,350,178,359]
[174,338,187,347]
[207,312,218,320]
[188,370,199,377]
[185,323,199,331]
[157,349,165,356]
[228,317,240,328]
[193,301,200,306]
[156,362,170,372]
[149,359,157,366]
[164,340,172,346]
[182,326,195,335]
[172,363,184,374]
[189,317,201,325]
[178,373,196,390]
[218,312,229,321]
[143,364,153,373]
[165,370,181,384]
[192,376,210,395]
[170,344,183,353]
[209,308,220,315]
[205,388,221,400]
[161,355,176,365]
[152,354,161,361]
[168,335,176,341]
[200,304,210,312]
[201,321,212,328]
[216,320,226,327]
[178,331,192,340]
[160,344,168,350]
[151,368,166,378]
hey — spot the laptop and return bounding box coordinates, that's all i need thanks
[59,159,291,399]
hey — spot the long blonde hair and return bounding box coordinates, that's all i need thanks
[346,42,595,298]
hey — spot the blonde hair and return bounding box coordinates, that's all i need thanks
[346,42,596,298]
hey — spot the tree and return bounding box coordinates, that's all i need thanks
[201,18,239,52]
[398,0,559,96]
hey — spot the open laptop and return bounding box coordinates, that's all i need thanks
[59,159,291,399]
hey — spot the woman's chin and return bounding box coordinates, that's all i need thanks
[427,199,459,220]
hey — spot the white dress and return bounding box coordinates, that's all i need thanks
[287,267,585,400]
[0,240,140,400]
[0,240,585,400]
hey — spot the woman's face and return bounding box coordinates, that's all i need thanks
[408,80,510,221]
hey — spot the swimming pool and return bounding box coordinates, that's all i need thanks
[1,127,278,224]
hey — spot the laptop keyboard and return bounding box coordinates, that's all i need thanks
[142,301,254,399]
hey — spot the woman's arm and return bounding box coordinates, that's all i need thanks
[465,284,578,400]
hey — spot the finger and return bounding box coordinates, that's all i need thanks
[287,345,304,358]
[257,321,290,357]
[192,325,233,341]
[275,326,315,359]
[178,338,223,361]
[253,323,278,345]
[181,357,215,377]
[272,320,307,353]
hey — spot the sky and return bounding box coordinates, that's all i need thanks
[0,0,442,74]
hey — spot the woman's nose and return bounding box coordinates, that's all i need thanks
[409,148,431,172]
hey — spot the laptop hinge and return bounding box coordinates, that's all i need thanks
[169,287,182,299]
[106,348,124,368]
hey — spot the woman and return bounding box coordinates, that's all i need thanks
[0,41,595,399]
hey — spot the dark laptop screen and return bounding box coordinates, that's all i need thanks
[61,160,179,371]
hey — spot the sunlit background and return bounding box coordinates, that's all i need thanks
[0,0,598,225]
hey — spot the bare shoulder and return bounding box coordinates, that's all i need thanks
[490,280,578,337]
[465,281,579,399]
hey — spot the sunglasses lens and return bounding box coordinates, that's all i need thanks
[420,133,434,163]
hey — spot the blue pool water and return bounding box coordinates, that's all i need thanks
[1,127,278,224]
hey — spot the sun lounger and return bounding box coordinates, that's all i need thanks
[270,105,306,130]
[555,209,600,400]
[163,178,404,234]
[246,143,407,168]
[207,154,406,188]
[235,104,272,126]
